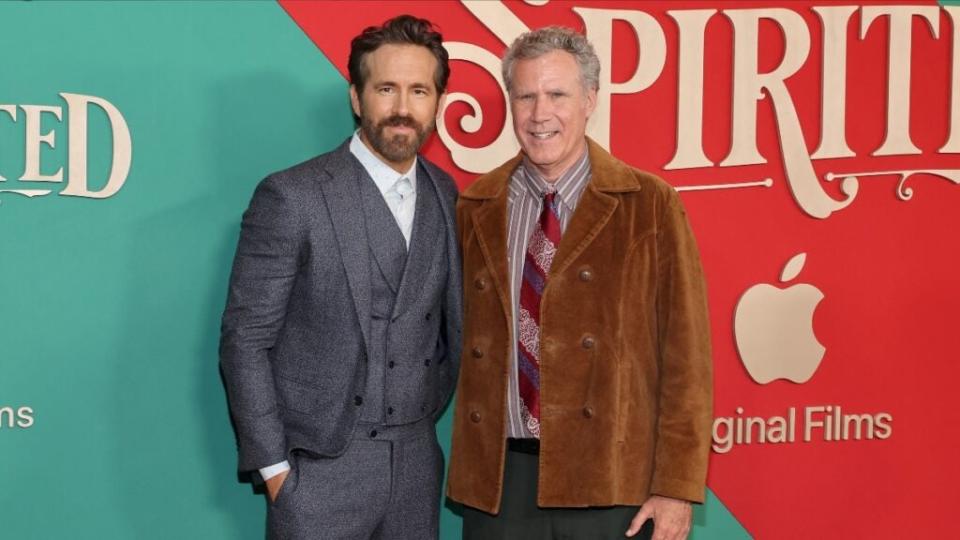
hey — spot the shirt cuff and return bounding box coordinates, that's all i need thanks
[259,460,290,481]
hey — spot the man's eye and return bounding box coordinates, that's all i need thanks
[378,87,395,95]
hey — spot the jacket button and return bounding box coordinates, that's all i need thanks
[425,312,432,321]
[354,395,363,406]
[579,267,594,282]
[370,429,378,438]
[474,278,488,290]
[470,411,482,423]
[424,358,431,366]
[581,336,595,349]
[472,347,484,359]
[582,406,594,418]
[387,407,394,415]
[388,361,395,369]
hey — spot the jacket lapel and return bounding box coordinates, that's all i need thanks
[550,138,641,276]
[318,143,372,349]
[470,183,513,327]
[549,184,618,276]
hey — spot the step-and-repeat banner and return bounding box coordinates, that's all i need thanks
[2,1,958,538]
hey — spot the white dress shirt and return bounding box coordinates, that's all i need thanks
[259,132,418,481]
[350,131,418,246]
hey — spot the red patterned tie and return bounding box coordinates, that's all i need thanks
[518,192,561,438]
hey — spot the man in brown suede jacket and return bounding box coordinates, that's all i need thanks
[447,26,713,540]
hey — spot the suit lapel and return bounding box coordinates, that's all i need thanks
[318,145,372,349]
[471,184,513,328]
[550,183,618,277]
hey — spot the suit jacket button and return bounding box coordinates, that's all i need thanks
[424,358,431,366]
[425,312,432,321]
[387,407,394,415]
[388,361,395,368]
[471,347,484,359]
[582,406,594,419]
[470,411,482,423]
[474,278,488,290]
[578,267,594,282]
[370,429,378,438]
[581,336,595,349]
[354,396,363,406]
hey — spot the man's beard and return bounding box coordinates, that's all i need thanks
[361,113,434,164]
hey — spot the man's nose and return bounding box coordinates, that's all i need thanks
[531,95,551,122]
[393,91,411,116]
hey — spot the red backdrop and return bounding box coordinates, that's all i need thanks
[282,1,960,537]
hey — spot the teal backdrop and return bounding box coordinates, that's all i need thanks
[11,1,953,538]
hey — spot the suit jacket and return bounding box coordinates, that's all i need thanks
[446,138,712,512]
[220,139,462,474]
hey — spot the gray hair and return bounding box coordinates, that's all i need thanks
[501,26,601,96]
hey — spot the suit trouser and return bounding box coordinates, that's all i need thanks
[267,417,443,540]
[462,445,654,540]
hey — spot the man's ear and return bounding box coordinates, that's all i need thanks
[349,85,362,118]
[584,86,598,118]
[435,92,448,121]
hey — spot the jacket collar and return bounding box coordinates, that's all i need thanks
[461,137,642,200]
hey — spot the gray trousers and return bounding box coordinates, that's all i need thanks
[462,448,653,540]
[267,418,443,540]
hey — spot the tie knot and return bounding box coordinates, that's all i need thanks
[394,177,413,199]
[544,192,556,210]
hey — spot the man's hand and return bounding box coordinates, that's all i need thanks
[626,495,692,540]
[265,469,290,503]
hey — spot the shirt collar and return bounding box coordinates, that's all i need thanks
[349,130,418,196]
[519,144,591,207]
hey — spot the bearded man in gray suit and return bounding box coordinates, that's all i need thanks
[219,15,462,540]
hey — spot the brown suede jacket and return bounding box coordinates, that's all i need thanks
[446,139,713,513]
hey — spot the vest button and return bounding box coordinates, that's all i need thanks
[581,336,595,349]
[388,361,395,369]
[582,406,594,419]
[370,429,378,438]
[387,407,394,415]
[475,278,488,290]
[354,396,363,406]
[424,358,431,366]
[579,267,594,282]
[472,347,484,359]
[470,411,482,423]
[425,312,432,321]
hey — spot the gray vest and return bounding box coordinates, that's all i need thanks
[357,164,448,425]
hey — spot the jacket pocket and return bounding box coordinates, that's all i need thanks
[276,374,323,414]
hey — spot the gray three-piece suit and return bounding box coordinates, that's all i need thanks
[220,139,462,539]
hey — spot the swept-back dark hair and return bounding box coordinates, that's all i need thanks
[348,15,450,95]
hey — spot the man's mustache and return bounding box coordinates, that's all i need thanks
[379,115,420,130]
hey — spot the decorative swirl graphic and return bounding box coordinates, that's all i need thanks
[824,169,960,201]
[437,42,520,173]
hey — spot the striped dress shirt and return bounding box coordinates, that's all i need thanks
[505,148,592,439]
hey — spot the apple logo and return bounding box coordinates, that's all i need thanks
[734,253,826,384]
